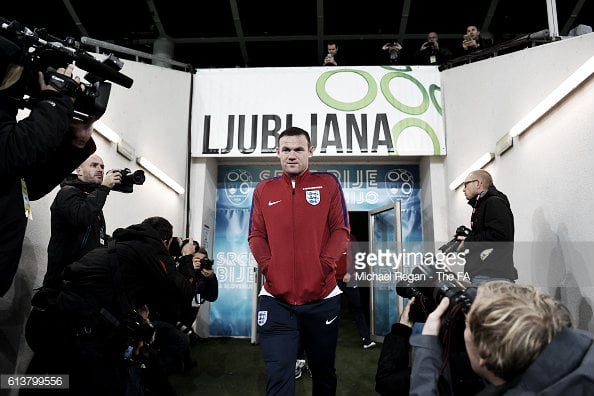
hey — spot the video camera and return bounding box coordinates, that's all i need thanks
[111,168,145,193]
[0,17,133,122]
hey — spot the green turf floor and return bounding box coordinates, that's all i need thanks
[170,295,383,395]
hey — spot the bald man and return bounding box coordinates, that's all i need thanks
[458,170,517,285]
[43,154,121,288]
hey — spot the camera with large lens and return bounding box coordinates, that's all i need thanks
[112,168,145,193]
[396,264,476,327]
[121,311,155,363]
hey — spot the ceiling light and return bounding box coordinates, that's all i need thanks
[449,152,495,190]
[136,156,185,194]
[93,120,121,143]
[509,55,594,137]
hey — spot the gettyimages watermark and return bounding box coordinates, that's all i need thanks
[345,241,594,288]
[348,241,469,287]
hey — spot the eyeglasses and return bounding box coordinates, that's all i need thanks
[462,180,479,188]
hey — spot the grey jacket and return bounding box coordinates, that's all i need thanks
[410,327,594,395]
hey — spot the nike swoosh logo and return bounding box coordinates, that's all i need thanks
[268,200,282,206]
[325,316,338,325]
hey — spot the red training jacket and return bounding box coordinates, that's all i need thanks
[248,169,350,305]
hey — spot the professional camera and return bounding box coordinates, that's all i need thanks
[123,318,156,366]
[396,264,476,327]
[112,168,145,193]
[198,257,214,271]
[425,41,435,49]
[0,17,133,122]
[438,225,472,254]
[397,264,485,393]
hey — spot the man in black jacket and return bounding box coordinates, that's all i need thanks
[42,154,121,289]
[52,216,195,395]
[0,33,96,296]
[458,170,517,285]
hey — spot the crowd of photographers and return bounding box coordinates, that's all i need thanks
[25,217,218,395]
[1,17,219,395]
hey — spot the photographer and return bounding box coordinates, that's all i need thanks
[175,246,218,338]
[415,32,452,66]
[42,154,121,289]
[458,170,517,285]
[410,281,594,395]
[27,216,195,395]
[1,29,96,296]
[381,40,403,65]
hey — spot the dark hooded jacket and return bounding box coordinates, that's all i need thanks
[0,88,95,296]
[43,175,110,289]
[463,186,517,280]
[58,222,195,325]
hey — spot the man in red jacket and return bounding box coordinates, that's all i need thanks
[249,126,350,396]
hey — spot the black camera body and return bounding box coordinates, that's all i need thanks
[396,264,476,326]
[438,225,472,254]
[199,257,214,271]
[112,168,145,193]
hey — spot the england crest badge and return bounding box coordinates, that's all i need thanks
[305,190,321,206]
[258,310,268,326]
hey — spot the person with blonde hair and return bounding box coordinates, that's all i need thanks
[410,281,594,395]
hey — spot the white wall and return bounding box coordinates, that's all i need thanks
[439,33,594,331]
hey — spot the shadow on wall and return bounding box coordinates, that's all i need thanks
[0,236,40,376]
[530,209,594,332]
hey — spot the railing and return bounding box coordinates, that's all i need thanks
[439,29,556,71]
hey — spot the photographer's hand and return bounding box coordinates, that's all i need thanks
[103,169,122,188]
[181,238,196,256]
[399,297,415,328]
[38,64,82,98]
[422,297,450,336]
[201,268,215,279]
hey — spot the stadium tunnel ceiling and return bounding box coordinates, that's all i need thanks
[3,0,593,71]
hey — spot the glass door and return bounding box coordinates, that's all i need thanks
[368,202,402,341]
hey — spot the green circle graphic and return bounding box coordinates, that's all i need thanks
[381,65,413,72]
[316,69,377,111]
[391,118,441,155]
[429,84,442,115]
[380,72,429,115]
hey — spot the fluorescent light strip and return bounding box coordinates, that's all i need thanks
[449,152,495,190]
[136,156,185,194]
[93,120,121,143]
[509,55,594,137]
